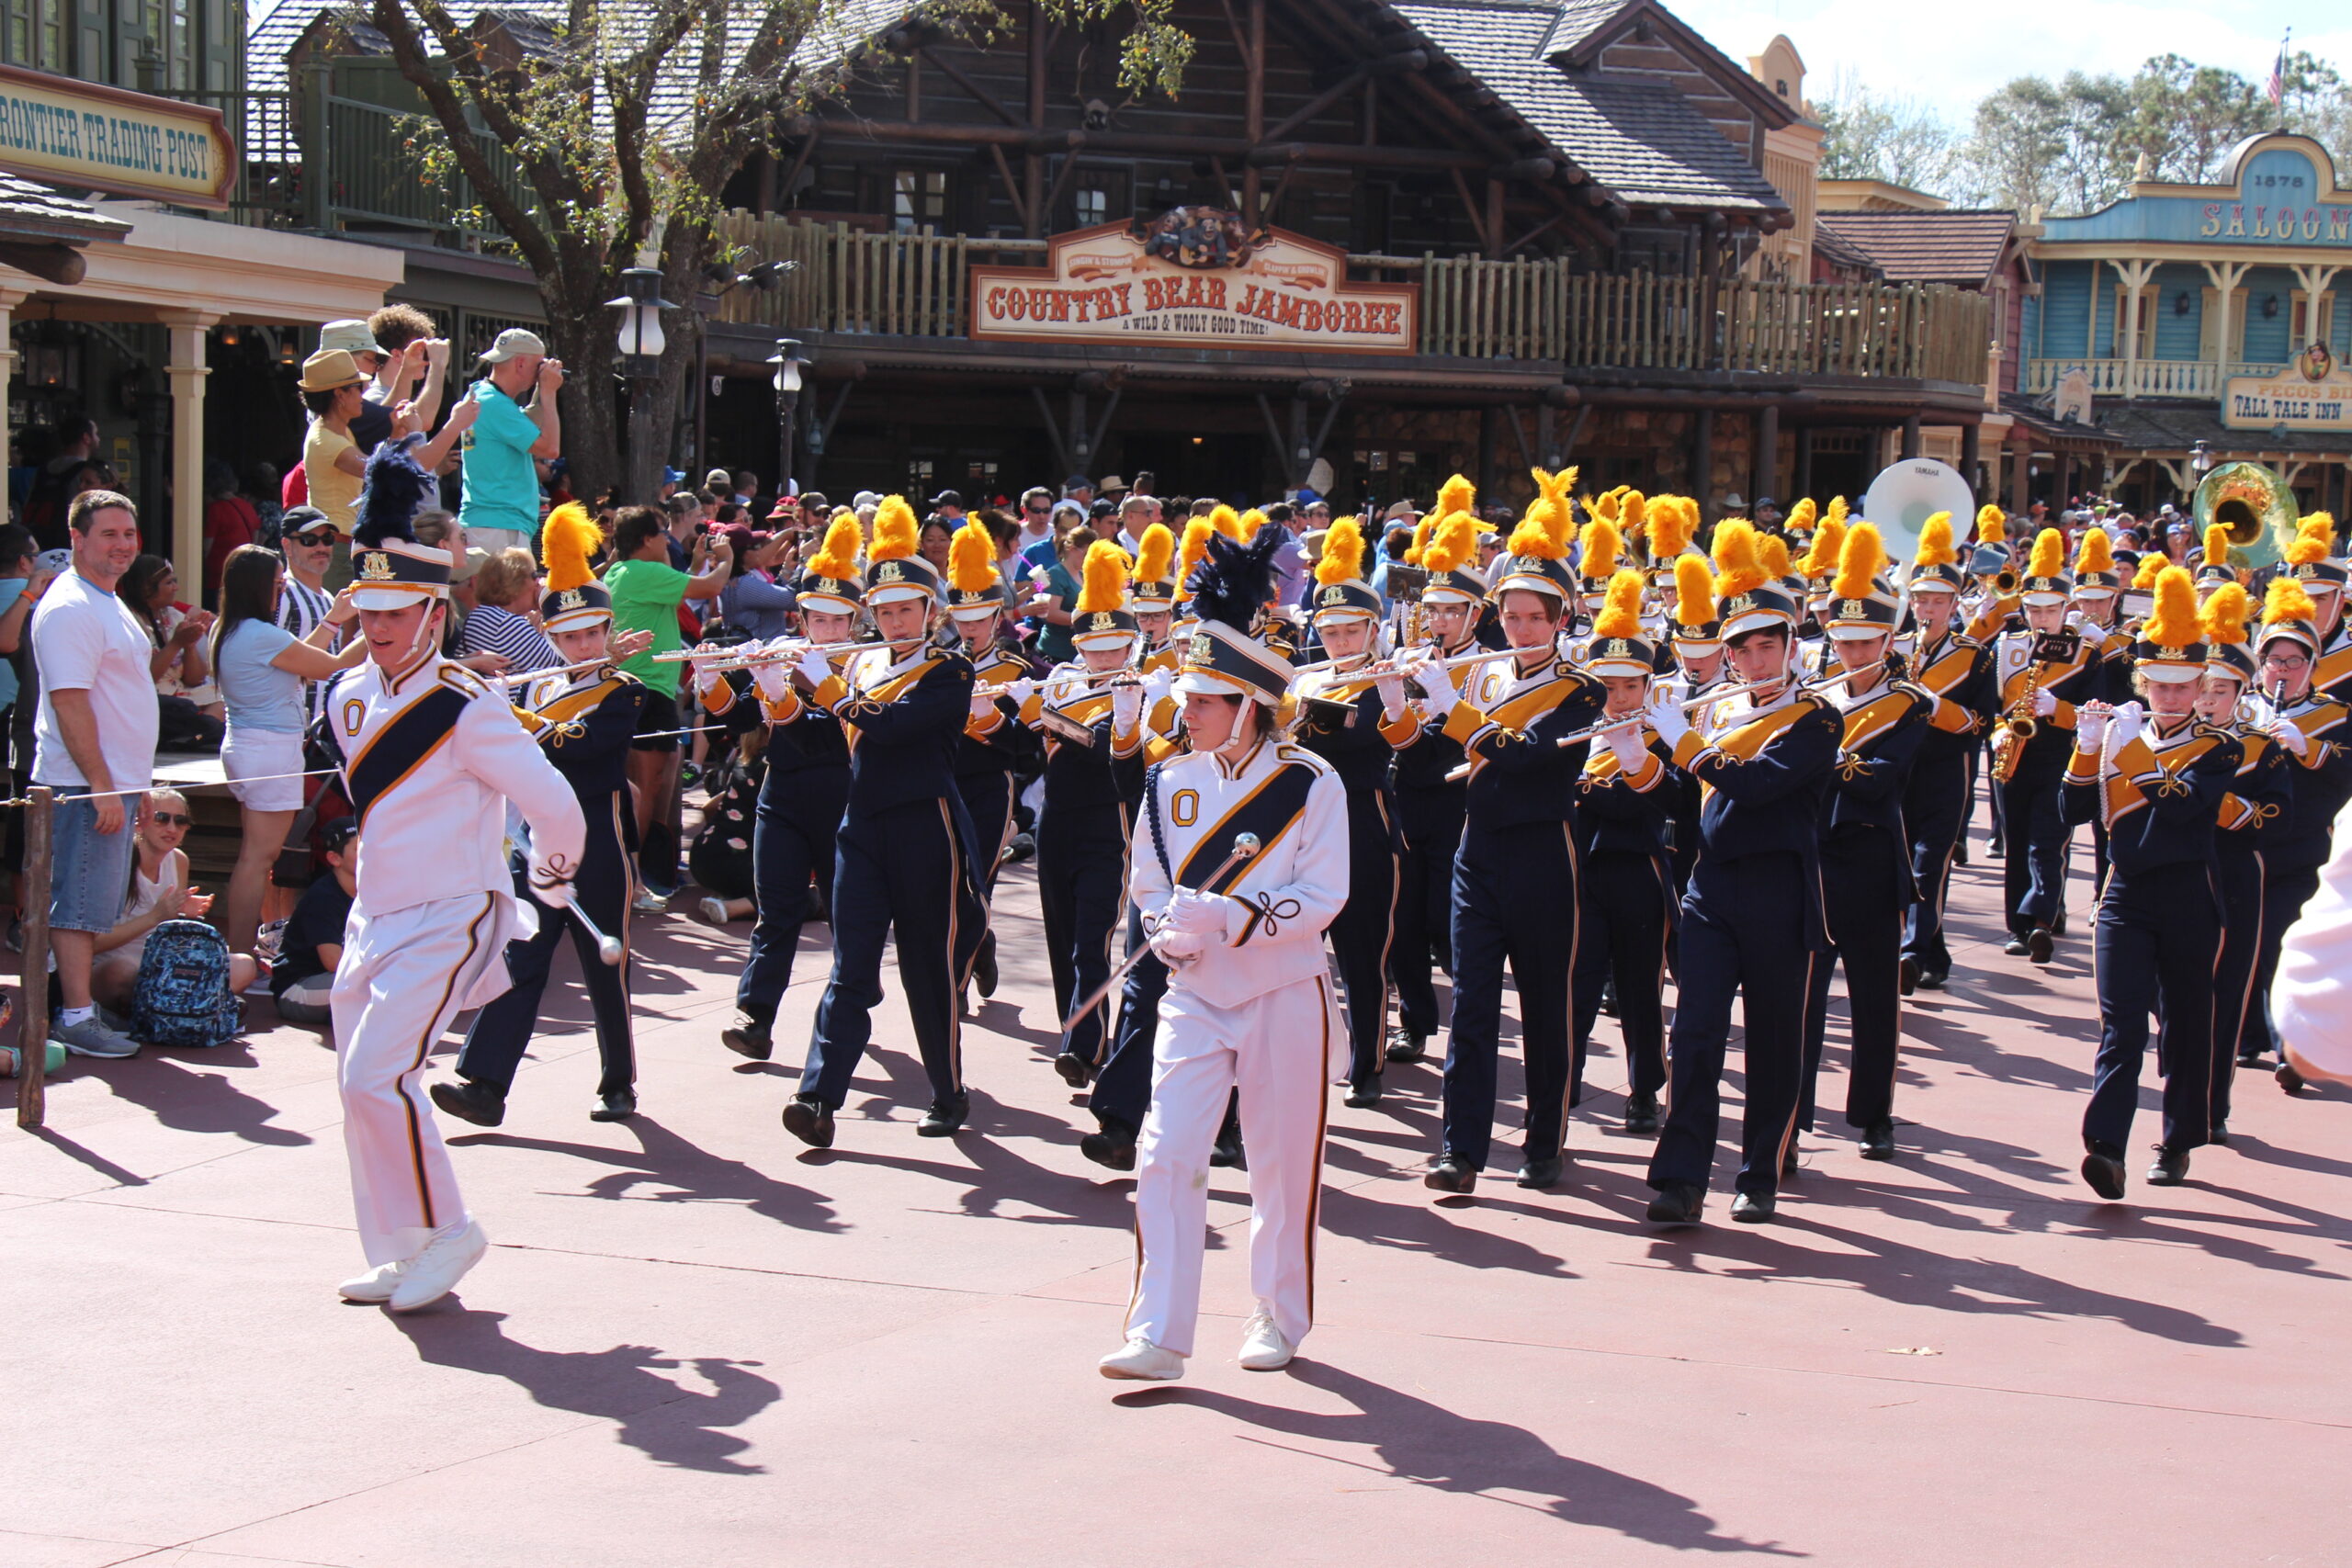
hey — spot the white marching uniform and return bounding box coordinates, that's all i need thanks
[2275,794,2352,1083]
[1126,735,1349,1358]
[323,652,584,1265]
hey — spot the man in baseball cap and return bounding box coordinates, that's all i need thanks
[458,329,562,558]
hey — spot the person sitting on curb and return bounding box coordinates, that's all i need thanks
[269,819,356,1028]
[89,790,259,1014]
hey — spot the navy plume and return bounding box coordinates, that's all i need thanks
[1186,526,1282,632]
[354,432,436,549]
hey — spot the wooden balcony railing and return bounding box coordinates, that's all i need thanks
[713,214,1995,386]
[2025,357,2284,400]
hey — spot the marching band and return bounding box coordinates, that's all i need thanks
[314,468,2352,1369]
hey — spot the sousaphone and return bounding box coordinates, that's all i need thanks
[2194,461,2296,572]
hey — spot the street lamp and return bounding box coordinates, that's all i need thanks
[607,266,675,379]
[767,336,814,495]
[2189,438,2213,476]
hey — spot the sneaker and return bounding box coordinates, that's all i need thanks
[51,1014,139,1058]
[632,887,671,915]
[387,1218,490,1312]
[695,896,730,927]
[337,1258,408,1303]
[1000,832,1035,866]
[1238,1309,1295,1371]
[1098,1336,1185,1381]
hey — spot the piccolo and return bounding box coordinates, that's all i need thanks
[651,638,870,670]
[1294,645,1523,681]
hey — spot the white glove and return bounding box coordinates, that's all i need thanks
[2106,700,2143,762]
[687,643,728,683]
[1001,676,1036,705]
[1165,888,1229,938]
[2273,718,2312,760]
[2065,610,2094,637]
[2074,703,2109,752]
[969,690,998,721]
[526,852,576,911]
[2032,686,2058,718]
[1647,689,1690,749]
[1375,671,1408,721]
[797,644,832,686]
[1604,720,1647,773]
[1141,669,1175,710]
[1414,651,1460,718]
[1148,927,1205,965]
[1112,680,1143,731]
[753,658,795,704]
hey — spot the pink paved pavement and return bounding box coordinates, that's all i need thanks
[4,822,2350,1568]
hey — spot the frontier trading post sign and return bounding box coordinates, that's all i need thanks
[971,211,1417,355]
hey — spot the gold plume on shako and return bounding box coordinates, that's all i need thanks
[1710,520,1770,600]
[1074,539,1133,615]
[1592,569,1645,640]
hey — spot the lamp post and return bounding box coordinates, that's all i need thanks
[767,336,813,497]
[607,266,677,496]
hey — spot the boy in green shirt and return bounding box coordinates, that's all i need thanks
[605,505,731,902]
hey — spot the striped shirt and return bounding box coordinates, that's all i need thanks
[458,604,559,675]
[275,574,335,722]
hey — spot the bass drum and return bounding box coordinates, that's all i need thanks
[1859,457,1975,568]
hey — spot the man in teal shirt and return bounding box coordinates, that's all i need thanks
[606,504,731,904]
[458,329,563,557]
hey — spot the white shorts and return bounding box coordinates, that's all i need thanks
[221,726,306,812]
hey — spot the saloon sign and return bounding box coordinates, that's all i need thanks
[970,209,1418,354]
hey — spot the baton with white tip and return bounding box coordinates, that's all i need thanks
[1058,833,1260,1035]
[569,905,625,966]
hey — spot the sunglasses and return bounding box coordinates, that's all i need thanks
[288,532,341,546]
[150,811,193,828]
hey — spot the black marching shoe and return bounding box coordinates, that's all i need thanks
[2026,926,2054,965]
[999,831,1035,866]
[1424,1156,1476,1194]
[2234,1049,2267,1068]
[431,1078,507,1128]
[917,1096,969,1137]
[1623,1089,1660,1136]
[1052,1051,1092,1089]
[1515,1154,1565,1190]
[1080,1122,1137,1172]
[973,935,999,998]
[2277,1059,2307,1095]
[1918,966,1950,990]
[781,1096,836,1148]
[1210,1125,1247,1169]
[1729,1190,1776,1224]
[2080,1139,2127,1200]
[1384,1026,1427,1065]
[1781,1143,1800,1179]
[721,1014,774,1061]
[1344,1077,1383,1109]
[1898,956,1920,997]
[1645,1181,1704,1225]
[2002,934,2031,957]
[1860,1118,1896,1161]
[2145,1144,2191,1186]
[2208,1120,2230,1146]
[590,1089,638,1122]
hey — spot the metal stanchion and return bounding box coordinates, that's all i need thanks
[17,786,51,1129]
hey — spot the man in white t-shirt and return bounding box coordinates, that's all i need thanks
[31,490,160,1058]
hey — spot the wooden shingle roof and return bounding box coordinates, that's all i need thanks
[1813,209,2017,287]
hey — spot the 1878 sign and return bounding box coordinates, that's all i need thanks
[970,210,1418,354]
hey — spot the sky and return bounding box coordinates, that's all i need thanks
[1669,0,2352,125]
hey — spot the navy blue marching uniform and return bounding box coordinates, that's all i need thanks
[1567,605,1677,1128]
[943,517,1035,1000]
[1989,550,2110,951]
[1647,548,1841,1220]
[454,660,646,1109]
[1896,538,1996,984]
[1384,516,1488,1061]
[2066,606,2241,1194]
[1295,530,1410,1102]
[783,521,990,1144]
[1421,525,1606,1192]
[704,564,863,1059]
[1797,571,1928,1149]
[2207,703,2289,1129]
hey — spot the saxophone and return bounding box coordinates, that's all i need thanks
[1991,654,2048,784]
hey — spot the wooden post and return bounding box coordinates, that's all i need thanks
[17,787,51,1129]
[1901,414,1921,461]
[1960,422,1982,496]
[1755,403,1779,506]
[1691,409,1713,521]
[2010,437,2030,513]
[1794,425,1813,503]
[1476,405,1497,507]
[1024,0,1045,239]
[1484,177,1503,261]
[1242,0,1264,227]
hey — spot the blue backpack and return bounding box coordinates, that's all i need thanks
[131,919,243,1049]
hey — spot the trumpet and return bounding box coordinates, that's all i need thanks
[654,638,870,671]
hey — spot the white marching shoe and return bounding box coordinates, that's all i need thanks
[1237,1309,1294,1371]
[386,1218,490,1312]
[1098,1336,1186,1381]
[336,1258,408,1303]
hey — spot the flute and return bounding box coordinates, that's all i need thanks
[652,638,870,671]
[974,665,1147,699]
[1294,644,1523,681]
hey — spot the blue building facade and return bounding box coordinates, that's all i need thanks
[2026,134,2352,516]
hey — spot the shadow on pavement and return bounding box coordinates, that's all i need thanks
[1119,1360,1801,1554]
[396,1307,778,1474]
[451,1117,845,1235]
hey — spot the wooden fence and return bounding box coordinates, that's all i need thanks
[712,211,1993,385]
